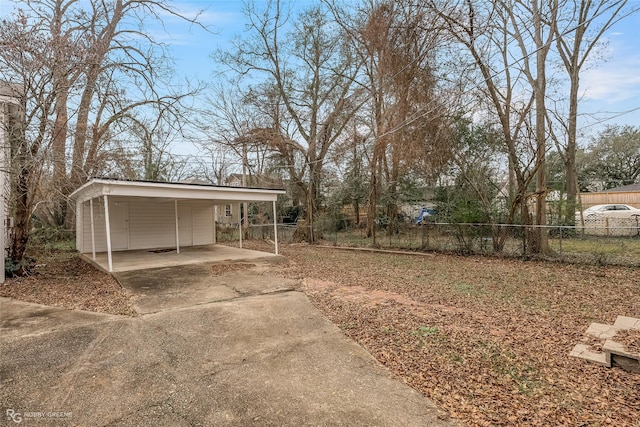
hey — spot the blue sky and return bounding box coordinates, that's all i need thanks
[577,6,640,134]
[1,0,638,144]
[159,1,640,139]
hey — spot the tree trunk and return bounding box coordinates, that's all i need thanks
[306,177,316,243]
[8,171,31,275]
[7,98,38,276]
[367,170,377,241]
[564,67,580,225]
[533,1,550,255]
[51,89,68,226]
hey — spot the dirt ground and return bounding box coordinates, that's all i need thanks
[2,243,639,426]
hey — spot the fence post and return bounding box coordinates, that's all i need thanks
[559,226,563,258]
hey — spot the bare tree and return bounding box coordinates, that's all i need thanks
[219,0,361,242]
[332,0,451,242]
[432,0,558,254]
[0,14,57,274]
[0,0,206,272]
[549,0,631,224]
[509,0,558,254]
[193,145,236,186]
[197,82,271,184]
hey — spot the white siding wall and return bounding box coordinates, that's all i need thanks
[129,201,176,250]
[192,201,215,245]
[81,198,215,253]
[82,198,107,252]
[216,203,240,225]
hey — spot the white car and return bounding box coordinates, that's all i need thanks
[580,204,640,219]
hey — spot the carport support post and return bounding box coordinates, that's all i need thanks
[175,200,180,254]
[104,195,113,272]
[213,205,217,244]
[238,203,243,249]
[273,200,279,255]
[90,198,96,260]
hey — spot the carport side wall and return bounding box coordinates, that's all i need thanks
[81,199,215,252]
[192,202,215,245]
[81,198,108,252]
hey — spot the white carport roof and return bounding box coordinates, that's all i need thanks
[70,178,286,272]
[69,178,285,204]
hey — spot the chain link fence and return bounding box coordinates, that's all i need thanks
[235,220,640,267]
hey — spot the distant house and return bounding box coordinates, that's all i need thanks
[580,183,640,209]
[606,183,640,193]
[225,173,244,187]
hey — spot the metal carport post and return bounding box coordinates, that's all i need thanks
[103,195,113,272]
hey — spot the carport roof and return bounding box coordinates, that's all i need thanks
[70,178,286,204]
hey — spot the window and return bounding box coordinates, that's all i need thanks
[225,204,232,217]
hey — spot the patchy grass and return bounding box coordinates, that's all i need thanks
[314,227,640,265]
[551,236,640,256]
[265,243,640,427]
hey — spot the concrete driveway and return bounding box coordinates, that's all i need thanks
[1,262,456,426]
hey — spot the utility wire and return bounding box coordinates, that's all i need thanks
[374,3,640,141]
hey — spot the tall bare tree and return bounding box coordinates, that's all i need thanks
[332,0,451,242]
[219,0,361,242]
[549,0,631,224]
[508,0,558,254]
[0,13,57,274]
[0,0,205,272]
[432,0,558,254]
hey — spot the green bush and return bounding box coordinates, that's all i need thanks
[29,226,75,252]
[5,255,36,278]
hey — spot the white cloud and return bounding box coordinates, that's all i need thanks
[579,26,640,104]
[581,54,640,103]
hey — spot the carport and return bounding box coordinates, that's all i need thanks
[70,178,286,272]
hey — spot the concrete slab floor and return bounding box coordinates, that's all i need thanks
[82,244,287,273]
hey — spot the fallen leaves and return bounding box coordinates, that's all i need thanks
[270,244,640,426]
[0,251,136,316]
[3,242,639,425]
[614,330,640,354]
